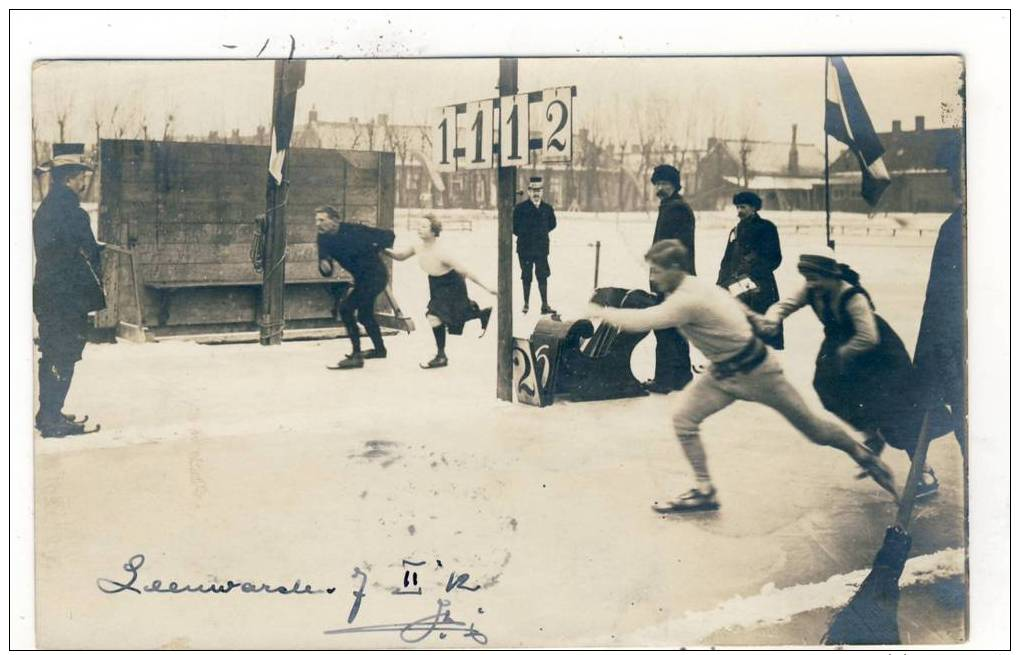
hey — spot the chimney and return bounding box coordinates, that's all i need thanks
[788,124,799,175]
[892,120,902,133]
[256,125,266,144]
[309,106,318,123]
[377,113,389,126]
[915,115,925,131]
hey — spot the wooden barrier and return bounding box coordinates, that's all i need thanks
[96,140,399,339]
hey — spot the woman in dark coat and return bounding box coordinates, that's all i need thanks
[716,191,784,349]
[757,254,938,497]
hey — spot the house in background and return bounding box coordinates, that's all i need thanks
[691,125,825,211]
[825,116,962,213]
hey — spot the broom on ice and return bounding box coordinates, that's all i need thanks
[823,412,933,645]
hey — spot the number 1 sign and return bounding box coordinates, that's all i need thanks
[541,87,573,164]
[499,94,529,167]
[461,100,494,169]
[433,105,458,173]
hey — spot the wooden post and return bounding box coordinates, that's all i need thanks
[261,64,287,344]
[260,60,304,345]
[496,58,518,402]
[824,56,835,251]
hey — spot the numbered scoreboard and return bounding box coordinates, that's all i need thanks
[432,86,575,171]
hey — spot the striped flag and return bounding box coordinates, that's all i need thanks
[825,56,891,206]
[268,59,306,185]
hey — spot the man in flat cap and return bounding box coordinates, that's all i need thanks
[716,190,784,349]
[512,176,557,314]
[33,144,105,438]
[647,163,696,393]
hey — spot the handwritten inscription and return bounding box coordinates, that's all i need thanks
[96,554,336,596]
[324,598,488,645]
[97,554,490,645]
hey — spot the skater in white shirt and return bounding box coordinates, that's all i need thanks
[385,215,495,369]
[588,239,897,513]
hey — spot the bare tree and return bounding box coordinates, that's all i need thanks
[162,101,178,141]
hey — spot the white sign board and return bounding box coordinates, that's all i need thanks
[540,87,573,164]
[433,105,457,173]
[499,93,530,167]
[460,100,494,169]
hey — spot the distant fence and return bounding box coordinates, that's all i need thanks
[785,224,940,239]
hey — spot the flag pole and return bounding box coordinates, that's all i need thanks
[824,56,834,251]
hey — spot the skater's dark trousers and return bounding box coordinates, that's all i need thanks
[339,273,387,353]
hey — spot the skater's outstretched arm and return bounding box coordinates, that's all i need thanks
[383,243,416,261]
[447,256,496,295]
[587,302,680,332]
[760,284,811,334]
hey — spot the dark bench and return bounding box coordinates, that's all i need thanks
[145,278,350,327]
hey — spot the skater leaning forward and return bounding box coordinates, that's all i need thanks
[33,144,105,438]
[315,205,396,370]
[587,240,897,514]
[757,254,941,498]
[385,215,495,369]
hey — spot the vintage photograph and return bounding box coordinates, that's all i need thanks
[13,10,1006,650]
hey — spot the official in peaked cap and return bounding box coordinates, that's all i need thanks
[513,175,558,314]
[32,144,104,438]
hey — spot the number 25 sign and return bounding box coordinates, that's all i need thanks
[433,86,575,172]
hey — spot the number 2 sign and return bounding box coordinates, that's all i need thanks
[541,87,573,164]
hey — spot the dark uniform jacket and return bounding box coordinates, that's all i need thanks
[652,193,696,275]
[716,213,782,314]
[317,222,395,281]
[33,183,105,315]
[913,206,965,438]
[512,200,557,258]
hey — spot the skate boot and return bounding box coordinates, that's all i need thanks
[915,466,940,500]
[652,487,720,514]
[478,307,493,337]
[362,348,387,360]
[36,416,87,439]
[420,354,449,369]
[327,353,365,370]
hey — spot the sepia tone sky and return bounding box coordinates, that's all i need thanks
[32,55,963,150]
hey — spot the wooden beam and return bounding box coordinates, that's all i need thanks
[496,58,518,402]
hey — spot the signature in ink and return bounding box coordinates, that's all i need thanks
[324,598,488,645]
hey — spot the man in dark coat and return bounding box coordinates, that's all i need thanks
[512,176,557,314]
[914,203,966,452]
[716,191,784,349]
[33,144,105,438]
[316,206,396,369]
[647,164,695,393]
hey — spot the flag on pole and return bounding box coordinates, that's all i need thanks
[825,56,891,206]
[268,60,306,185]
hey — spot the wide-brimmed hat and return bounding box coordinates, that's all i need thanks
[796,254,842,278]
[36,143,94,174]
[527,176,543,190]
